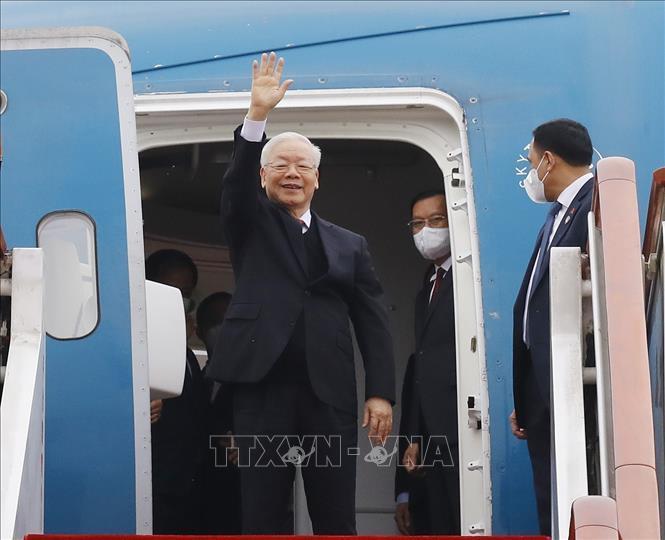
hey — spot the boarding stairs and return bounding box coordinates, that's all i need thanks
[549,158,663,539]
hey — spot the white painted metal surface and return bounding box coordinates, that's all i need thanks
[135,87,492,532]
[145,280,186,400]
[549,246,589,539]
[0,249,45,540]
[587,212,615,498]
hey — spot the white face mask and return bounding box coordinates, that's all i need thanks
[413,227,450,261]
[520,155,550,204]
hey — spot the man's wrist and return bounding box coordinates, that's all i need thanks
[241,117,267,142]
[247,106,269,121]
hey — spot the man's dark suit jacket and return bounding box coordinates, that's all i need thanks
[396,266,457,498]
[151,349,208,496]
[513,180,593,428]
[206,126,395,414]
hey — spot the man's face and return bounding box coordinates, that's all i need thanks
[260,139,319,215]
[410,194,448,235]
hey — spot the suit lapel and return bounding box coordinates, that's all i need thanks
[313,213,334,280]
[515,232,542,316]
[419,268,453,341]
[276,207,308,276]
[532,179,593,292]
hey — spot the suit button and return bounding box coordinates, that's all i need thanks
[289,321,295,326]
[418,350,424,356]
[250,337,256,343]
[304,289,311,296]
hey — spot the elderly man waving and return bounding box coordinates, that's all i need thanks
[206,52,395,534]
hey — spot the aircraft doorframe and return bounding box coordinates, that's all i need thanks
[134,86,492,534]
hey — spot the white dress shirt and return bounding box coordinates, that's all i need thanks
[428,255,453,303]
[240,116,267,142]
[522,172,593,343]
[240,116,311,234]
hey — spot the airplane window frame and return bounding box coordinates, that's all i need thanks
[36,210,101,340]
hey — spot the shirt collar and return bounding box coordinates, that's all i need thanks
[430,255,452,281]
[557,172,594,209]
[299,209,312,229]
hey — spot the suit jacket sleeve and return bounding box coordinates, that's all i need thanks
[349,236,396,404]
[395,353,417,500]
[221,125,266,251]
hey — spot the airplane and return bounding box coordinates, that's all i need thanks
[0,1,663,538]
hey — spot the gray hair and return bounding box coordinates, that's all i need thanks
[260,132,322,168]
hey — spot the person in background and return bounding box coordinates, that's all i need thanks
[510,119,594,535]
[146,249,208,535]
[395,189,460,535]
[196,291,241,534]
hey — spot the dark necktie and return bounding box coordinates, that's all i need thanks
[429,267,445,305]
[525,201,562,346]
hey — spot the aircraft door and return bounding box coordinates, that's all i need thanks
[0,28,150,533]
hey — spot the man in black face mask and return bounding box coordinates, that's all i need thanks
[394,189,460,535]
[511,118,594,535]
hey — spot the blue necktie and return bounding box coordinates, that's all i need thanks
[525,201,562,346]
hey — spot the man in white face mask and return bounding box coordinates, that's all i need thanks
[394,190,460,535]
[510,119,594,535]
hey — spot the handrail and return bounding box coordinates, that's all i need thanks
[595,157,660,539]
[587,212,614,499]
[0,248,45,539]
[642,167,665,262]
[569,496,619,540]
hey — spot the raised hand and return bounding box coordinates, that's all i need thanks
[247,51,293,121]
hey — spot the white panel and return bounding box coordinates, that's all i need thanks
[145,280,186,400]
[549,246,589,539]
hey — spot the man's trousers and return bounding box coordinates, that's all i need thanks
[232,358,358,534]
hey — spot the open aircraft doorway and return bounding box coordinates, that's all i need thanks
[135,88,491,534]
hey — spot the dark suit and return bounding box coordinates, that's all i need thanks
[201,368,241,534]
[395,265,460,534]
[513,179,593,534]
[152,349,208,534]
[207,126,395,534]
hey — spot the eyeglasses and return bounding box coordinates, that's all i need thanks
[407,215,448,234]
[267,162,317,174]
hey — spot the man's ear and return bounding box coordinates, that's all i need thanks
[314,169,320,190]
[260,167,267,188]
[544,150,556,169]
